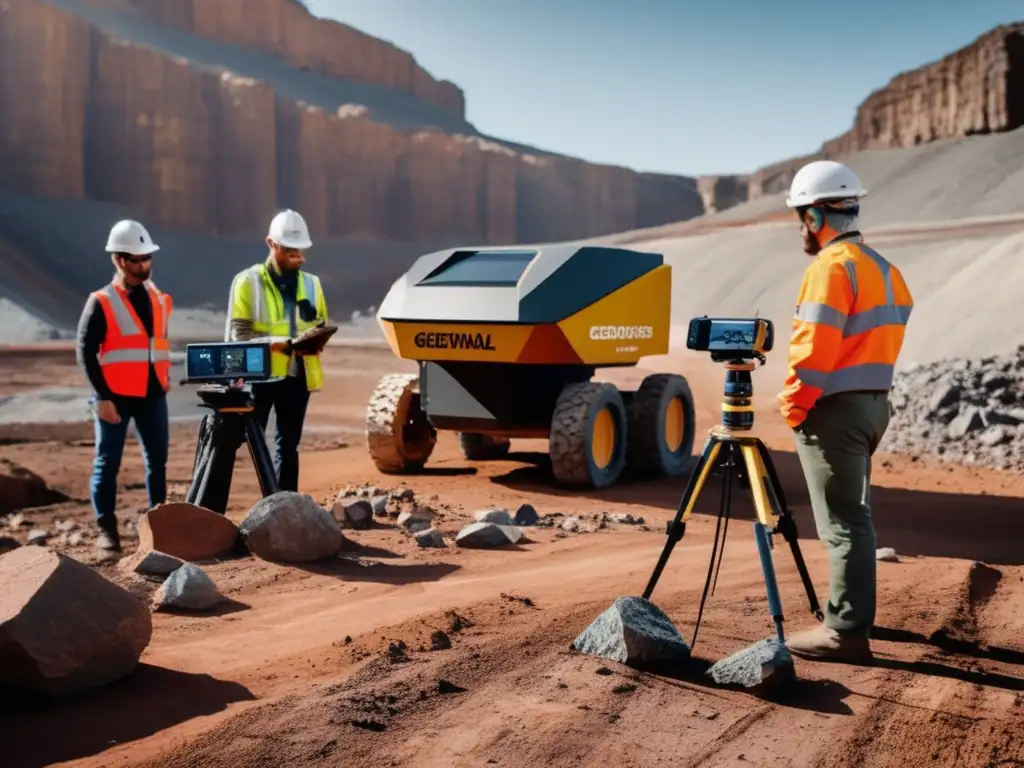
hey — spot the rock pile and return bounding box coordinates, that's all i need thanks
[881,345,1024,470]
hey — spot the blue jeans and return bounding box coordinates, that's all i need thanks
[90,394,169,531]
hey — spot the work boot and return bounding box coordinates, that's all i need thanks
[785,624,873,664]
[95,527,121,554]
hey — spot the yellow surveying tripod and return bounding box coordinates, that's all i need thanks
[641,354,824,651]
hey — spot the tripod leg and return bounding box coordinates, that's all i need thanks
[754,521,786,643]
[186,414,215,506]
[245,416,280,498]
[189,412,245,515]
[641,435,722,600]
[690,446,734,649]
[751,440,824,622]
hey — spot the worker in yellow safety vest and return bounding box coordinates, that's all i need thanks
[778,160,913,663]
[226,209,329,492]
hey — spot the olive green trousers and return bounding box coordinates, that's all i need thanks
[793,391,891,635]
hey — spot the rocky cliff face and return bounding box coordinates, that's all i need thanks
[0,0,704,244]
[824,23,1024,155]
[81,0,466,119]
[746,23,1024,202]
[697,176,749,214]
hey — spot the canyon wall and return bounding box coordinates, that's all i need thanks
[0,0,704,244]
[823,23,1024,157]
[80,0,466,119]
[745,23,1024,201]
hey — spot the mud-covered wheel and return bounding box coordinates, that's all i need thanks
[549,381,628,489]
[626,373,696,476]
[459,432,511,461]
[365,373,437,473]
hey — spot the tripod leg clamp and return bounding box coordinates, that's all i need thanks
[665,520,686,542]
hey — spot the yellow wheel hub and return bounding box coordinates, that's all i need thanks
[664,396,685,453]
[591,407,616,469]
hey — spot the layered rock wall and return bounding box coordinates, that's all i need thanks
[0,0,90,198]
[824,23,1024,155]
[83,0,466,119]
[0,0,704,243]
[697,175,749,213]
[748,23,1024,202]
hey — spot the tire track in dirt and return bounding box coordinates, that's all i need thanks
[811,561,1024,768]
[126,573,873,768]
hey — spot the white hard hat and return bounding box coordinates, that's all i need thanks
[785,160,867,208]
[105,219,160,256]
[268,209,313,250]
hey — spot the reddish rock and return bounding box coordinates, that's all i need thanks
[137,502,241,562]
[0,546,152,697]
[0,458,67,514]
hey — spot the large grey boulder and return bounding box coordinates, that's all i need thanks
[571,596,690,668]
[0,546,152,696]
[240,491,345,562]
[455,521,522,548]
[153,564,223,611]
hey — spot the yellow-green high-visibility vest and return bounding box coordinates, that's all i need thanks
[228,263,328,391]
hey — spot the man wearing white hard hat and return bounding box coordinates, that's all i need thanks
[225,209,330,492]
[778,160,913,663]
[76,219,173,554]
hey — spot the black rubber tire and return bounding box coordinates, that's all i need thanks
[459,432,511,461]
[365,373,437,473]
[549,381,628,489]
[626,373,696,476]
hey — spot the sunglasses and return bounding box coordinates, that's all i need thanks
[119,254,153,264]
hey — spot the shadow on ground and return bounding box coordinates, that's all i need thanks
[487,450,1024,566]
[0,664,255,768]
[298,555,461,585]
[623,654,856,715]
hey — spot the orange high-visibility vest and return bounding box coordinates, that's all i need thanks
[780,234,913,428]
[92,280,173,398]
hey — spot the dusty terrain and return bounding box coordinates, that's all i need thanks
[1,340,1022,768]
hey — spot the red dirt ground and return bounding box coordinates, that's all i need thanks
[1,344,1022,768]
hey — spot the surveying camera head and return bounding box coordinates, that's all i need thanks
[686,316,774,432]
[685,316,773,364]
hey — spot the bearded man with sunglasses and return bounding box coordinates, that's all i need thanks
[225,209,330,494]
[76,219,173,554]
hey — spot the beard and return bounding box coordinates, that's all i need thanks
[801,225,820,256]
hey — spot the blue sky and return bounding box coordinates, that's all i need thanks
[304,0,1021,177]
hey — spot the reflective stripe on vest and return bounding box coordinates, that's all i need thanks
[94,281,172,397]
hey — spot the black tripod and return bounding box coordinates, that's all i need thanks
[185,383,279,514]
[641,356,824,649]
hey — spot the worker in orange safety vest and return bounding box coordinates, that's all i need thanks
[777,160,913,663]
[76,219,173,554]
